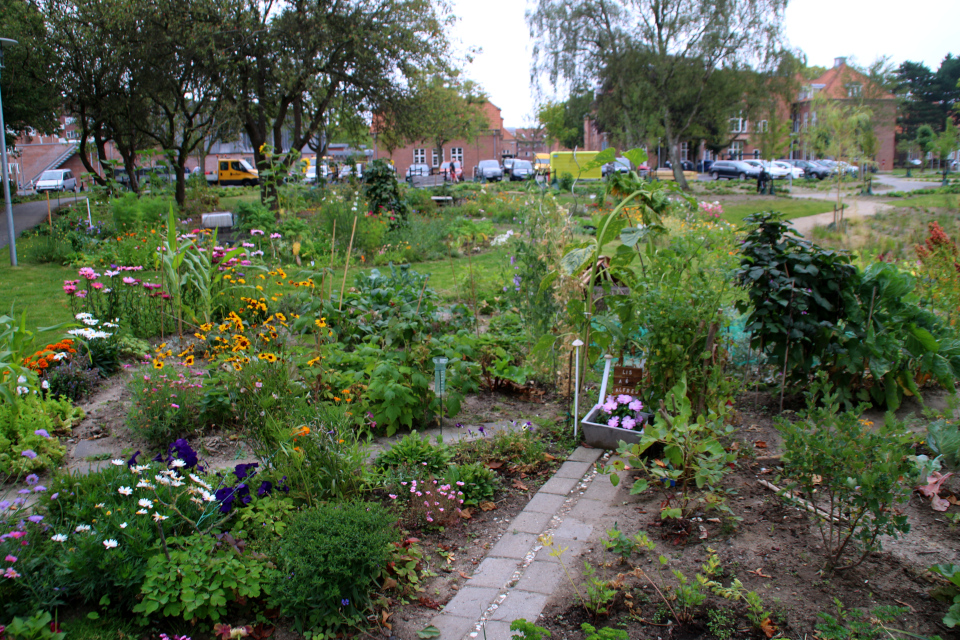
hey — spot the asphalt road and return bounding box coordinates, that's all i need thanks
[0,194,86,251]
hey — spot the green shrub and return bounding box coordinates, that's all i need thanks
[444,462,497,507]
[364,159,409,222]
[376,432,452,476]
[133,532,274,623]
[126,369,207,445]
[0,395,79,475]
[110,193,172,230]
[234,200,276,233]
[269,502,399,633]
[777,378,915,571]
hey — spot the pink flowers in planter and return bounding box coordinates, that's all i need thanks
[599,394,645,430]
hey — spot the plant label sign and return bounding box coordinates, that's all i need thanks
[610,366,643,396]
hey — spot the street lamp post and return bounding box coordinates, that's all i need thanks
[0,37,19,266]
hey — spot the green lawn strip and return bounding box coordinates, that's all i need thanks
[721,197,836,225]
[0,256,77,329]
[889,193,960,210]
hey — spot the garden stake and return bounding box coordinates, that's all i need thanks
[572,339,584,437]
[329,219,336,268]
[46,191,51,229]
[338,215,357,311]
[415,274,430,315]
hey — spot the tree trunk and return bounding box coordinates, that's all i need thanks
[664,135,689,190]
[174,163,186,208]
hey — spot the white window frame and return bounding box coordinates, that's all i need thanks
[432,149,441,167]
[680,142,689,162]
[758,120,769,133]
[729,141,743,159]
[846,83,862,98]
[729,116,745,133]
[450,147,463,163]
[413,148,425,164]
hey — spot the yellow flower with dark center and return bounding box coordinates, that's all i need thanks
[152,359,164,370]
[199,323,213,332]
[183,355,195,366]
[307,357,321,366]
[259,353,278,363]
[194,333,207,341]
[232,362,243,371]
[315,317,327,329]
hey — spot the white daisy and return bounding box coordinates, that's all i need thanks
[118,486,133,496]
[103,539,119,549]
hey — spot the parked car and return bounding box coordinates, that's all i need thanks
[742,159,790,179]
[440,161,463,182]
[708,160,760,180]
[405,163,431,182]
[780,159,829,180]
[476,159,503,182]
[697,159,714,173]
[602,157,632,177]
[509,159,534,181]
[35,169,78,193]
[337,163,364,180]
[664,159,695,172]
[502,158,517,174]
[772,161,803,180]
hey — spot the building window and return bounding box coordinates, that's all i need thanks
[729,141,743,160]
[432,149,441,167]
[846,83,862,98]
[680,142,689,162]
[758,120,769,133]
[729,116,745,133]
[753,149,760,159]
[450,147,463,163]
[413,148,425,164]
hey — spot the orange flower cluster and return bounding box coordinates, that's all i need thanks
[22,339,77,372]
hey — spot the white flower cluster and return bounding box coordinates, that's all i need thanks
[491,230,515,246]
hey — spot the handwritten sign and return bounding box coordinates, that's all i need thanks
[610,366,644,397]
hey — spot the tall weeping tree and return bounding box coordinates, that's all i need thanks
[527,0,788,189]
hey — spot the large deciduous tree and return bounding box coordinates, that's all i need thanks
[528,0,788,189]
[0,0,60,146]
[537,89,594,150]
[214,0,452,207]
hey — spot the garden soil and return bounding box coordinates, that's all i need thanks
[51,369,959,639]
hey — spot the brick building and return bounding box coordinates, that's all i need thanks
[712,57,896,168]
[371,102,518,178]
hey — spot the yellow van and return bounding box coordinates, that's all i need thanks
[534,153,551,175]
[206,158,260,186]
[550,151,603,181]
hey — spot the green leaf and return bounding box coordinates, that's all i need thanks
[582,148,617,172]
[417,626,442,639]
[86,612,100,620]
[560,246,594,276]
[661,507,683,519]
[623,148,648,168]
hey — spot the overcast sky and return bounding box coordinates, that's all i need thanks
[448,0,960,128]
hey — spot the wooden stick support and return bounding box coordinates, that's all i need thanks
[758,479,844,523]
[338,216,358,311]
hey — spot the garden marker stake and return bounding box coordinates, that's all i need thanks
[329,219,336,270]
[572,339,584,438]
[46,191,51,229]
[338,215,357,311]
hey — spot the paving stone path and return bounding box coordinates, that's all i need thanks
[426,446,628,640]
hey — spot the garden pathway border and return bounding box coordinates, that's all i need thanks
[427,445,629,640]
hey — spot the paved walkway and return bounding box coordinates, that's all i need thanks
[427,446,627,639]
[787,173,945,237]
[0,195,86,250]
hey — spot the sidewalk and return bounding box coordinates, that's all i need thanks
[427,446,628,639]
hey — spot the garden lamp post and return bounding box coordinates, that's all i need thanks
[0,37,18,266]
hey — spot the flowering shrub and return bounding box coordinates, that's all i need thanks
[916,221,960,332]
[698,200,723,218]
[126,369,208,445]
[391,477,464,529]
[1,442,283,617]
[598,394,647,430]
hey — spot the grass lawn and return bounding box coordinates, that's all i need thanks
[720,197,836,225]
[889,193,960,210]
[0,255,77,329]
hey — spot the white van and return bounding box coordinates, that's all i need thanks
[35,169,78,193]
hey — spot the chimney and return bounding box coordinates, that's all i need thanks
[834,56,847,68]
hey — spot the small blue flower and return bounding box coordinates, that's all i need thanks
[341,599,350,607]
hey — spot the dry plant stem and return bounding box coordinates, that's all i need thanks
[638,568,680,624]
[329,219,336,269]
[758,479,842,523]
[339,215,358,311]
[156,521,171,562]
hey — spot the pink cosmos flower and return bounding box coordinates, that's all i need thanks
[3,567,20,579]
[4,555,17,562]
[91,282,104,290]
[75,290,87,298]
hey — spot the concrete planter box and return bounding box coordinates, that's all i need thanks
[580,406,652,450]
